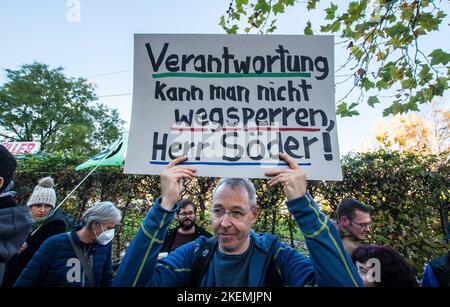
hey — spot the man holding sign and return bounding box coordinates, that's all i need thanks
[114,153,363,287]
[125,34,342,180]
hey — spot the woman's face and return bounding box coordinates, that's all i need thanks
[30,204,52,220]
[92,220,117,236]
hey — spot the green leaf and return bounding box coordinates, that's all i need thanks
[436,10,447,19]
[361,78,375,91]
[304,20,313,35]
[307,0,319,10]
[368,96,380,107]
[429,49,450,66]
[272,1,285,15]
[236,0,249,8]
[325,3,338,20]
[376,51,386,61]
[351,45,364,60]
[254,0,271,13]
[391,101,404,115]
[376,80,389,90]
[219,16,226,29]
[331,20,341,32]
[336,102,360,117]
[320,23,332,33]
[401,78,415,89]
[228,24,239,34]
[417,12,440,31]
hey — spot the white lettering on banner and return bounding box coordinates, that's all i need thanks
[366,258,381,283]
[2,142,41,155]
[125,34,342,180]
[66,258,81,283]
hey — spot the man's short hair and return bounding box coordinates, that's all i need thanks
[337,198,370,220]
[213,178,258,210]
[0,145,17,193]
[178,198,196,214]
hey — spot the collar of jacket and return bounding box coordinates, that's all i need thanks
[70,227,102,251]
[0,193,16,209]
[195,231,278,287]
[245,230,278,286]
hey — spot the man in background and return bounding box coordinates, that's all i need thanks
[336,198,372,256]
[160,199,211,256]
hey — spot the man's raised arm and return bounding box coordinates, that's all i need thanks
[113,157,197,287]
[265,153,363,287]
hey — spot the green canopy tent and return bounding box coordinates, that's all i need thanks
[75,133,128,171]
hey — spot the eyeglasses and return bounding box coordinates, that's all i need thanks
[211,208,250,220]
[178,212,195,218]
[349,219,372,229]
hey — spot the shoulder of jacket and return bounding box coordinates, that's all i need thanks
[43,232,70,245]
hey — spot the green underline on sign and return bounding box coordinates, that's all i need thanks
[152,72,312,79]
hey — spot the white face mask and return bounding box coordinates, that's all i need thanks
[95,224,115,245]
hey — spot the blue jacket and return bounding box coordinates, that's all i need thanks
[114,194,363,287]
[421,264,440,287]
[14,229,113,287]
[0,194,33,285]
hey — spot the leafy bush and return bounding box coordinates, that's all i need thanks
[14,150,449,278]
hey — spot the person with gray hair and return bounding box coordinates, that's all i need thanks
[15,201,121,287]
[114,154,363,287]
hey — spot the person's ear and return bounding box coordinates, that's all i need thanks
[89,221,98,231]
[0,177,4,191]
[340,217,349,227]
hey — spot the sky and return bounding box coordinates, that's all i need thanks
[0,0,449,156]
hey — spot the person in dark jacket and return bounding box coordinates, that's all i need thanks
[0,145,32,286]
[2,176,69,287]
[422,220,450,287]
[160,199,212,257]
[14,201,121,287]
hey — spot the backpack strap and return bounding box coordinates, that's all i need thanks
[263,238,283,287]
[189,237,217,286]
[66,232,97,287]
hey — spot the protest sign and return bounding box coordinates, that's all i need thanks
[125,34,342,180]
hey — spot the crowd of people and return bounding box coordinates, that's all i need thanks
[0,144,448,287]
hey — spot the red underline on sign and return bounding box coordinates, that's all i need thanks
[247,127,320,132]
[170,127,321,132]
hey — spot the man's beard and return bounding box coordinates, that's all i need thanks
[179,219,195,230]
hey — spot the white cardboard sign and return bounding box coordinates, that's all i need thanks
[125,34,342,180]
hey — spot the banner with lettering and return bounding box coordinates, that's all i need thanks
[125,34,342,180]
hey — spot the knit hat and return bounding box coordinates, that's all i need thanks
[27,177,57,208]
